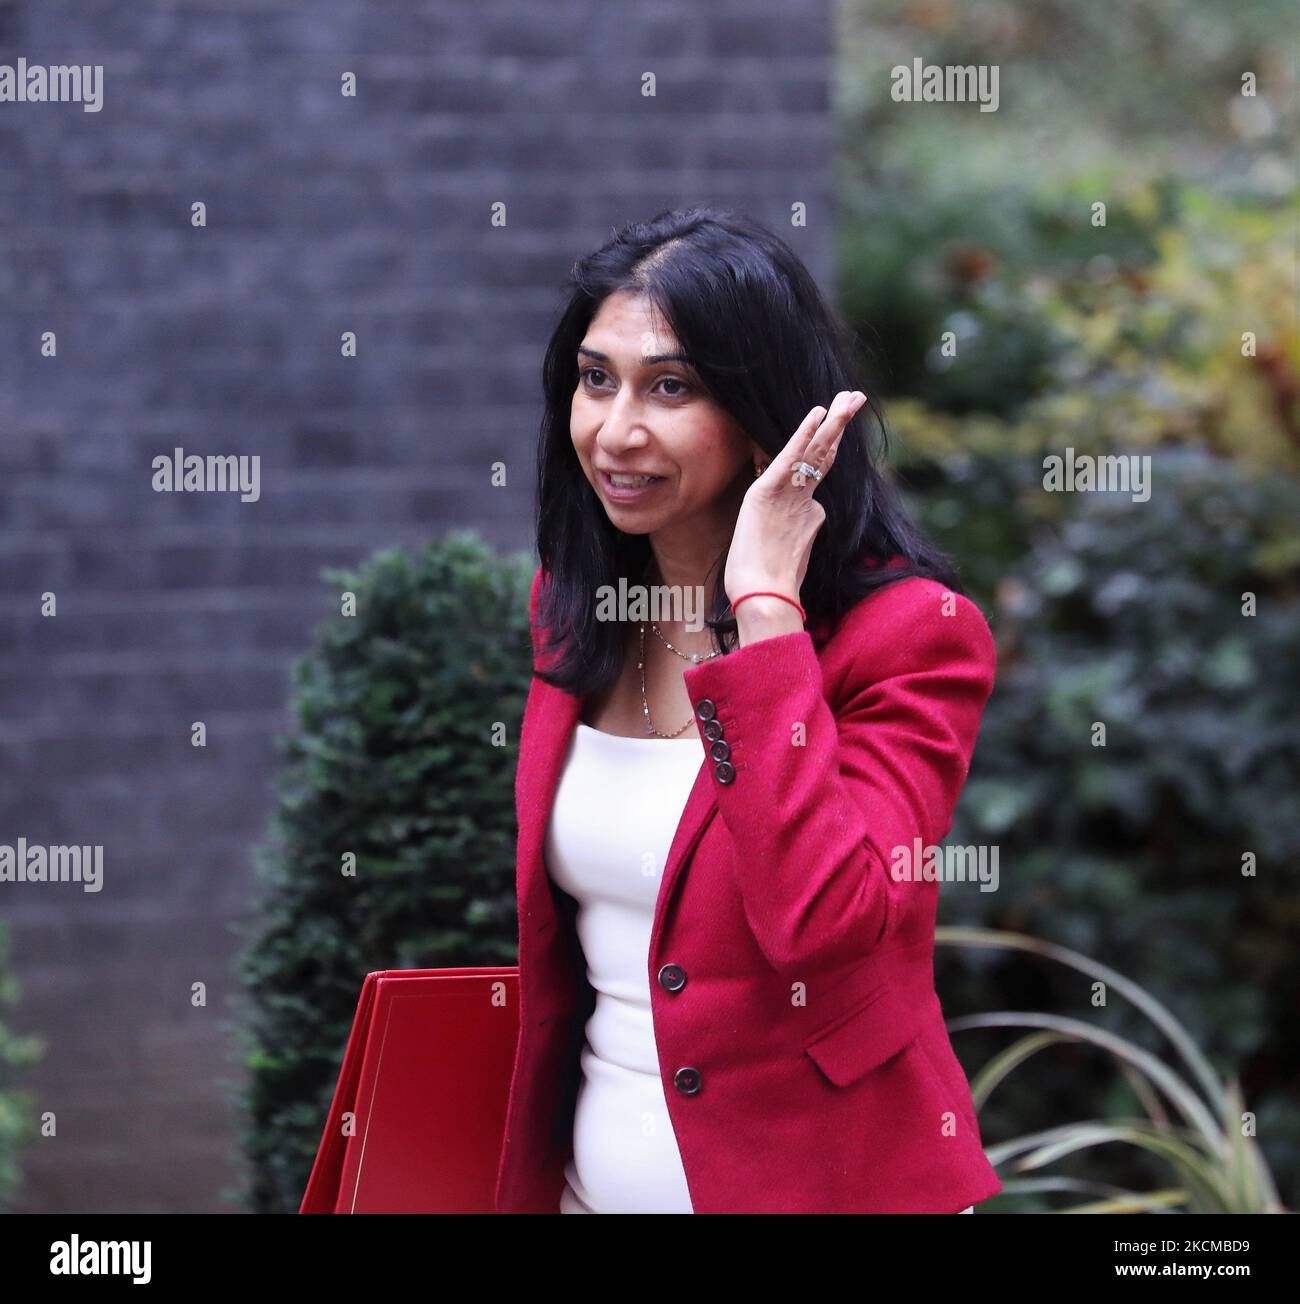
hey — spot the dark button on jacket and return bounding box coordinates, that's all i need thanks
[674,1067,703,1095]
[657,963,687,992]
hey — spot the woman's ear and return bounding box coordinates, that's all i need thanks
[749,440,769,478]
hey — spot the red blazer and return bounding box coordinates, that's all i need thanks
[494,560,1003,1214]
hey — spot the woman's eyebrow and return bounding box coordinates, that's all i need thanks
[577,344,692,366]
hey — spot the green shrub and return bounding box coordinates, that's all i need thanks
[839,0,1298,427]
[881,184,1300,478]
[0,922,46,1213]
[923,447,1300,1209]
[232,533,534,1214]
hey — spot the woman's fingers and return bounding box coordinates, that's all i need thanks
[759,390,865,491]
[759,404,826,485]
[785,391,865,488]
[807,390,865,462]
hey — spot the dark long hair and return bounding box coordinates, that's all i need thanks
[534,204,960,694]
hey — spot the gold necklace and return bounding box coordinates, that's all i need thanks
[638,622,697,738]
[649,621,721,665]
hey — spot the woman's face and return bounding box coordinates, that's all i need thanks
[570,291,754,539]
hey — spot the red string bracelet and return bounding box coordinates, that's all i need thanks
[732,591,807,623]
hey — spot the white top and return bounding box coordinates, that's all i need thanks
[544,721,702,1214]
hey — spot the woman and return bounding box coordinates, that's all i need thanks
[493,206,1001,1215]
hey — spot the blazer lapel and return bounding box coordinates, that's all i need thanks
[648,756,718,954]
[513,678,580,939]
[515,676,719,944]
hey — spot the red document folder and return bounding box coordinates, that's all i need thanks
[299,967,520,1213]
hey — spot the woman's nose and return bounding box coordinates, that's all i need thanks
[595,393,650,452]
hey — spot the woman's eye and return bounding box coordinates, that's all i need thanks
[577,367,690,397]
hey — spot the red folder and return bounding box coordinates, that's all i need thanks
[299,967,520,1213]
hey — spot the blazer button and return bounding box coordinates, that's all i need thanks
[702,719,723,742]
[674,1067,702,1095]
[657,963,687,992]
[709,740,730,763]
[694,698,717,722]
[714,760,735,784]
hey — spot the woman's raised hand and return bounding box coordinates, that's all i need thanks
[724,390,866,612]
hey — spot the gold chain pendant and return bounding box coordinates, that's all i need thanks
[639,623,697,738]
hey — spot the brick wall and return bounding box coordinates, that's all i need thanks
[0,0,832,1211]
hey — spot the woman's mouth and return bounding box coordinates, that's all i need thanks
[599,470,666,502]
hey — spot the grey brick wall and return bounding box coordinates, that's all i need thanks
[0,0,832,1211]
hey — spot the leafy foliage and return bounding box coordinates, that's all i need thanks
[0,923,46,1213]
[882,186,1300,479]
[941,926,1285,1213]
[920,447,1300,1210]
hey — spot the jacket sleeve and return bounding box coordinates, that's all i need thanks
[680,577,996,977]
